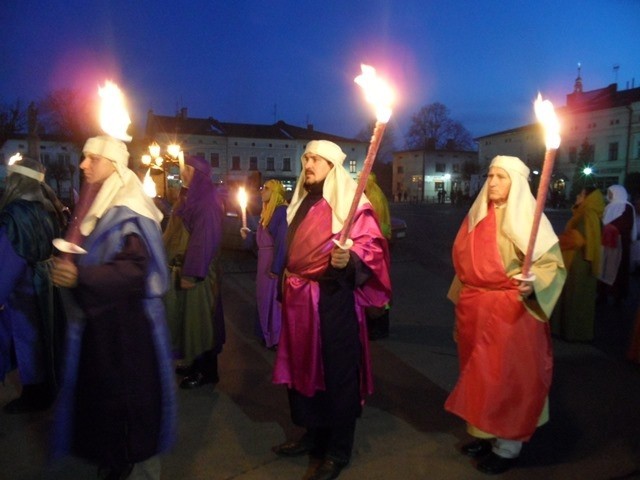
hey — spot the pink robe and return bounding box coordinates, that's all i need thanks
[272,200,391,399]
[256,225,282,348]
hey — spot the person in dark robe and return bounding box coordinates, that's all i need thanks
[0,157,66,413]
[51,135,176,480]
[598,184,637,304]
[271,140,392,480]
[163,156,225,389]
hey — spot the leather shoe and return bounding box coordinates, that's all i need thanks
[461,439,492,458]
[179,372,218,389]
[272,439,312,457]
[476,452,517,475]
[175,364,193,376]
[308,457,348,480]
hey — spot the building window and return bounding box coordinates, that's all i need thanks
[57,153,70,166]
[435,163,445,173]
[266,157,275,171]
[249,156,258,171]
[349,160,356,173]
[452,163,460,173]
[608,142,619,162]
[41,153,51,164]
[231,156,241,170]
[210,152,219,168]
[282,157,291,172]
[397,165,404,174]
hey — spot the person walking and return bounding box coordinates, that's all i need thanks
[0,157,67,414]
[50,135,177,479]
[163,156,225,389]
[551,185,604,342]
[240,179,288,350]
[271,140,391,480]
[445,155,566,475]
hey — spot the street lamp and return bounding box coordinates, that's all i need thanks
[141,142,182,198]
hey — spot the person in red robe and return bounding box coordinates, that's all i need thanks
[272,140,391,480]
[445,155,566,475]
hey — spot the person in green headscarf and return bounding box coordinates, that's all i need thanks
[551,185,604,342]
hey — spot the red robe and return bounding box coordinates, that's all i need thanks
[444,207,553,441]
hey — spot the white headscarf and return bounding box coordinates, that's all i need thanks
[467,155,558,261]
[603,184,637,239]
[287,140,368,234]
[80,135,162,236]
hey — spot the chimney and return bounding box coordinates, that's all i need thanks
[307,124,314,132]
[179,107,188,119]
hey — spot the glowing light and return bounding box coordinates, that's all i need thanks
[8,153,22,165]
[354,64,394,123]
[149,142,161,158]
[237,187,248,229]
[583,167,593,175]
[143,169,157,198]
[98,81,132,141]
[534,93,561,150]
[167,144,181,158]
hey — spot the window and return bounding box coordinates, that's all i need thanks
[41,153,51,164]
[608,142,619,162]
[266,157,275,171]
[282,157,291,172]
[57,153,70,166]
[397,165,404,174]
[435,163,446,173]
[349,160,356,173]
[249,156,258,171]
[210,152,219,168]
[231,156,241,170]
[452,163,460,173]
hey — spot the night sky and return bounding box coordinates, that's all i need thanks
[2,0,639,144]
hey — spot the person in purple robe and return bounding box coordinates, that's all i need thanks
[0,157,66,414]
[163,156,225,389]
[240,179,288,350]
[50,135,176,479]
[271,140,392,480]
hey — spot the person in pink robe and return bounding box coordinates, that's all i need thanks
[271,140,391,480]
[445,156,566,475]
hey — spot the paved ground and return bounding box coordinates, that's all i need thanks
[2,204,640,480]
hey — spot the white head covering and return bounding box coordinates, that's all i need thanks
[80,135,162,235]
[467,155,558,261]
[603,184,637,239]
[7,163,45,182]
[287,140,368,234]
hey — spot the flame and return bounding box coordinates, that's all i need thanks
[354,64,394,123]
[99,81,132,142]
[8,152,22,165]
[237,186,248,210]
[143,169,157,198]
[534,93,561,150]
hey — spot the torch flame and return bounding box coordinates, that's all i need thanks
[99,80,132,142]
[8,153,22,165]
[534,93,561,150]
[237,186,248,210]
[143,169,157,198]
[354,64,394,123]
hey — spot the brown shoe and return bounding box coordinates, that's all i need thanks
[308,457,348,480]
[272,439,313,457]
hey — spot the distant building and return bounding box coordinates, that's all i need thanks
[143,109,368,194]
[477,69,640,199]
[392,148,478,203]
[0,134,81,205]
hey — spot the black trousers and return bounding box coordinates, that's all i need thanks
[303,420,356,463]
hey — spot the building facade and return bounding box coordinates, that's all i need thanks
[477,74,640,201]
[392,148,479,203]
[143,109,368,195]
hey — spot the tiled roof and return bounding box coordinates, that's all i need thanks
[147,114,361,143]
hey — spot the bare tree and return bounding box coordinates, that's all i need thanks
[405,102,475,151]
[38,88,99,149]
[356,120,397,164]
[0,99,27,145]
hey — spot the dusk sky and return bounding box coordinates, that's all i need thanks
[2,1,639,145]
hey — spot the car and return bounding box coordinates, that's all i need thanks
[390,217,407,243]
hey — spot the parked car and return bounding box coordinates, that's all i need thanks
[390,217,407,244]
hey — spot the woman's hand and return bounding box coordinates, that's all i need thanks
[51,257,79,288]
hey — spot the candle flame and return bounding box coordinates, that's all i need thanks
[143,169,157,198]
[534,93,561,150]
[237,186,248,209]
[99,80,132,142]
[8,152,22,165]
[355,64,394,123]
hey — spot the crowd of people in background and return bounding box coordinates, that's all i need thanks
[2,136,640,478]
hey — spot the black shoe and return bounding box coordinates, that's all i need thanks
[308,457,349,480]
[476,452,517,475]
[461,439,492,458]
[179,371,218,389]
[272,439,313,457]
[175,363,194,376]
